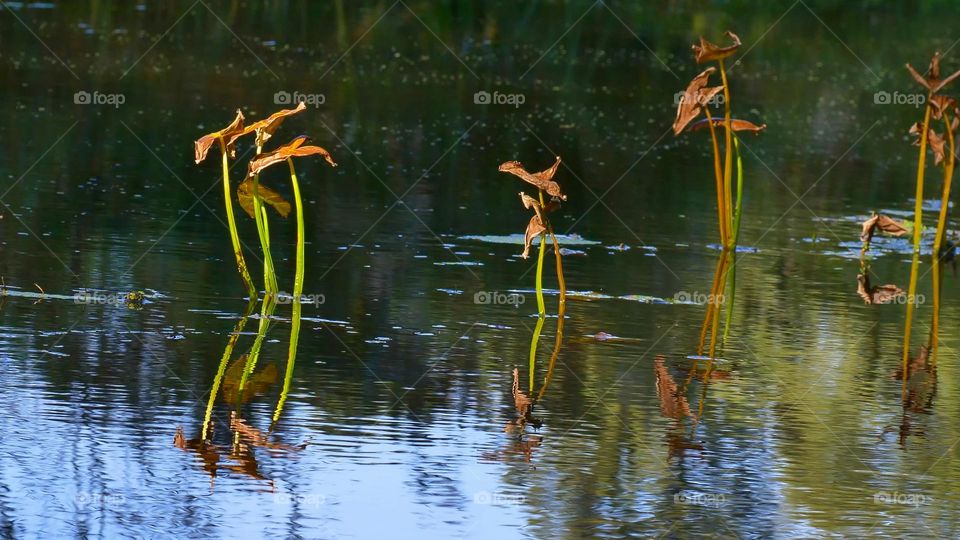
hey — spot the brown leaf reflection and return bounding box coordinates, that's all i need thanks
[884,346,938,445]
[505,368,542,434]
[654,356,692,420]
[221,355,278,405]
[856,273,905,305]
[692,31,742,64]
[498,157,566,200]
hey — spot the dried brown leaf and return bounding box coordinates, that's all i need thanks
[237,177,292,219]
[688,118,767,134]
[857,274,905,305]
[499,156,566,200]
[692,31,742,64]
[522,215,546,259]
[673,67,721,135]
[228,101,307,148]
[195,109,245,164]
[910,122,947,166]
[247,135,338,177]
[861,213,909,243]
[929,94,957,121]
[906,52,960,94]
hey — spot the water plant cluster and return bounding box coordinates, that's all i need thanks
[193,104,336,436]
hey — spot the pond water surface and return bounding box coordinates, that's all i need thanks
[2,1,960,538]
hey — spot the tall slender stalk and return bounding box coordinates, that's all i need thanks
[931,110,956,354]
[534,189,547,316]
[528,315,546,393]
[723,135,744,341]
[719,59,734,241]
[703,107,728,245]
[217,136,257,302]
[252,142,279,297]
[902,102,933,388]
[274,158,306,423]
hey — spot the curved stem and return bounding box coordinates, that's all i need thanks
[528,315,546,393]
[274,158,306,423]
[218,136,257,302]
[903,102,933,392]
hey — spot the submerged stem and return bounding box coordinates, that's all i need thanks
[903,102,933,390]
[202,301,256,440]
[528,315,546,393]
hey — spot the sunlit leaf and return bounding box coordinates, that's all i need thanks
[248,135,338,177]
[860,213,909,243]
[227,102,307,148]
[194,109,245,164]
[237,177,291,219]
[688,118,767,134]
[692,31,742,64]
[672,67,723,135]
[498,156,566,200]
[521,215,546,259]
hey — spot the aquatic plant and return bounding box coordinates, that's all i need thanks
[498,156,566,316]
[194,110,258,303]
[229,102,307,299]
[901,52,960,382]
[673,31,765,368]
[247,135,337,423]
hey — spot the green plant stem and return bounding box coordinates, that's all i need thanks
[534,189,547,316]
[703,107,728,246]
[723,135,744,342]
[719,58,734,243]
[903,102,933,389]
[202,301,256,440]
[217,136,257,303]
[274,158,306,423]
[252,143,278,297]
[931,110,956,353]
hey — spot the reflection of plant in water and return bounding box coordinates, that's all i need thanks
[672,31,765,371]
[856,214,909,305]
[900,52,960,386]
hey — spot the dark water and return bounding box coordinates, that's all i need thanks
[2,1,960,537]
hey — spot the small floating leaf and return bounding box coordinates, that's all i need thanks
[499,156,566,200]
[237,177,291,219]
